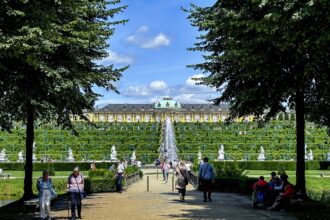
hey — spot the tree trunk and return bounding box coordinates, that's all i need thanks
[295,89,307,198]
[23,105,35,200]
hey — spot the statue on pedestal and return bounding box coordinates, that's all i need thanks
[18,151,24,162]
[198,150,202,163]
[110,145,118,161]
[304,144,308,160]
[257,146,266,161]
[0,149,7,162]
[32,142,37,161]
[67,148,75,161]
[307,149,313,161]
[217,144,225,160]
[130,150,136,163]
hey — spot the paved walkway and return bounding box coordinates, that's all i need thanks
[49,169,297,220]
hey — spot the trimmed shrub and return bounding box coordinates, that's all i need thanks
[0,162,116,171]
[211,161,320,171]
[212,176,258,194]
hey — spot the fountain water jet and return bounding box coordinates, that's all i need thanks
[159,117,178,162]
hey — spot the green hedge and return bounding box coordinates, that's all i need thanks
[0,162,116,171]
[211,161,320,171]
[212,176,258,194]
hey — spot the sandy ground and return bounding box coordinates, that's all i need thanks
[0,168,298,220]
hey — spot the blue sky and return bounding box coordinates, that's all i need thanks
[95,0,217,107]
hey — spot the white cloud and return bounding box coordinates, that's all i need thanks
[102,50,134,64]
[137,25,149,33]
[141,33,170,49]
[149,80,168,91]
[126,26,170,49]
[173,94,215,104]
[185,74,205,87]
[123,85,150,97]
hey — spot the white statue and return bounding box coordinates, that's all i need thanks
[327,152,330,161]
[217,144,225,160]
[110,145,118,161]
[67,148,75,161]
[32,142,37,161]
[198,150,202,163]
[0,149,7,162]
[258,146,266,161]
[130,150,136,162]
[307,149,313,161]
[304,144,308,160]
[18,151,24,162]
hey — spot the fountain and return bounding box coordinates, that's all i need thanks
[110,145,118,161]
[257,146,266,161]
[130,150,136,163]
[217,144,225,160]
[18,151,24,162]
[158,117,178,162]
[67,148,75,161]
[0,149,7,162]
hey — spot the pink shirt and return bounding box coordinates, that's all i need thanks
[67,173,84,193]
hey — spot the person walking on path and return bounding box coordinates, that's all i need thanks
[37,171,57,220]
[67,167,84,220]
[175,161,189,201]
[163,162,171,183]
[198,157,215,202]
[116,160,125,192]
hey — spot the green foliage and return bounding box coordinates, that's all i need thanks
[186,0,330,196]
[212,176,258,194]
[0,0,128,198]
[0,162,116,171]
[212,161,320,171]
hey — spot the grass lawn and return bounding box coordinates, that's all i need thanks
[0,170,89,200]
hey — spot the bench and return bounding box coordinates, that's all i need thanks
[24,197,57,212]
[24,198,40,212]
[0,173,10,179]
[320,172,330,178]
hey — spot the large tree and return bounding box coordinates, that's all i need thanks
[186,0,330,197]
[0,0,127,199]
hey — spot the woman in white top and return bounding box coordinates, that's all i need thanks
[67,167,84,220]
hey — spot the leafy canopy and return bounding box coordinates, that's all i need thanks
[0,0,128,129]
[186,0,330,128]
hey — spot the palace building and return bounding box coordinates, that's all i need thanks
[83,96,254,123]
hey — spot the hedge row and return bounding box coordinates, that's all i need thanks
[211,176,258,194]
[211,161,321,171]
[0,162,116,171]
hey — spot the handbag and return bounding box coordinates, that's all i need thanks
[74,175,86,199]
[178,168,189,185]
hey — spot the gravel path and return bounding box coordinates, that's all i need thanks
[50,169,297,220]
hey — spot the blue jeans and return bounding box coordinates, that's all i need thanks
[116,173,123,192]
[70,192,81,218]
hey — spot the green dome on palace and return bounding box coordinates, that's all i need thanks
[154,96,181,109]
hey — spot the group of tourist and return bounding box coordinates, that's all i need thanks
[159,157,215,202]
[253,171,296,211]
[37,159,127,220]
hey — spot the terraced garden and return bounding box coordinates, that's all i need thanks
[0,122,161,163]
[0,120,329,163]
[174,121,330,161]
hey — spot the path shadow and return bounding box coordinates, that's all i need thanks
[159,191,297,220]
